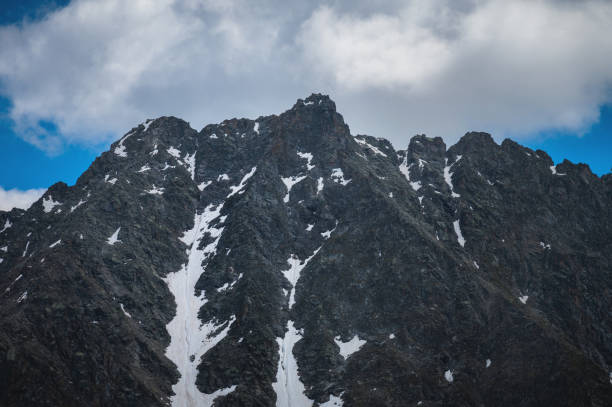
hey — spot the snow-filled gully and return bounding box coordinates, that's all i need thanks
[164,202,234,407]
[273,248,323,407]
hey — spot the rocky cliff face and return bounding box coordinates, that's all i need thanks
[1,94,611,407]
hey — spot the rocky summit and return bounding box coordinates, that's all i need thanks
[1,94,611,407]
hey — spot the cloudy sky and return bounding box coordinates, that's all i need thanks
[1,0,611,210]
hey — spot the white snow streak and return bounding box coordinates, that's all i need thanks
[354,137,388,157]
[453,220,465,247]
[486,359,491,368]
[120,303,132,318]
[550,165,566,176]
[253,121,260,134]
[70,199,86,213]
[138,165,151,173]
[399,154,421,191]
[227,167,257,198]
[49,239,61,248]
[281,175,307,203]
[320,394,343,407]
[334,335,366,359]
[22,241,29,257]
[317,177,324,194]
[16,291,28,303]
[107,228,121,245]
[143,119,156,132]
[444,157,461,198]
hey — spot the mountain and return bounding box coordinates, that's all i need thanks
[1,94,611,407]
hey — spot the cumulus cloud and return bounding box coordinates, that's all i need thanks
[1,0,612,151]
[0,187,46,211]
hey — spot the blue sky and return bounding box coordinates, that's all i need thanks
[0,0,610,209]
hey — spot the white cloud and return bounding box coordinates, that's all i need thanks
[0,0,612,152]
[0,187,46,211]
[298,0,612,143]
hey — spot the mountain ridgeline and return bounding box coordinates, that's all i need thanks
[1,94,611,407]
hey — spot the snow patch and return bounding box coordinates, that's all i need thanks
[0,246,6,252]
[306,224,314,232]
[399,154,422,191]
[539,241,551,250]
[486,359,491,368]
[296,151,314,170]
[320,394,343,407]
[0,219,12,233]
[473,261,479,269]
[107,228,121,245]
[184,152,196,180]
[217,174,230,182]
[198,181,212,191]
[453,220,465,247]
[42,195,61,213]
[253,121,259,134]
[143,119,156,132]
[550,165,566,176]
[227,167,257,197]
[49,239,61,248]
[137,165,151,173]
[146,185,165,195]
[281,175,307,203]
[331,168,350,186]
[444,369,454,383]
[389,333,395,339]
[519,295,529,304]
[335,335,366,359]
[167,146,181,159]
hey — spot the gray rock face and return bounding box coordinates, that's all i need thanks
[1,94,611,407]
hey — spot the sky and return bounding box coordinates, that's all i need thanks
[0,0,611,210]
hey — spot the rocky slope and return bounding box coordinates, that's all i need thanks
[1,94,611,407]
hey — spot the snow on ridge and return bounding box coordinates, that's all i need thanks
[355,137,388,157]
[334,335,366,359]
[453,220,465,247]
[164,201,234,407]
[550,165,566,176]
[331,168,351,186]
[114,130,135,157]
[107,228,121,245]
[49,239,61,248]
[296,151,314,170]
[143,118,156,132]
[281,175,307,203]
[42,195,61,213]
[227,167,257,198]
